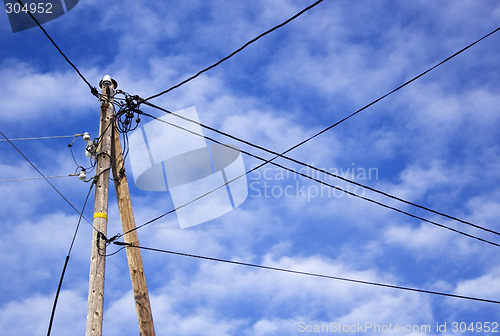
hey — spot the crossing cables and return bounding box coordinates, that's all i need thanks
[0,130,92,223]
[104,110,500,250]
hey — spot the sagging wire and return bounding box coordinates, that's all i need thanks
[82,90,145,253]
[68,133,97,178]
[98,237,126,257]
[115,91,143,134]
[69,91,136,187]
[67,132,117,185]
[112,241,500,305]
[112,90,144,166]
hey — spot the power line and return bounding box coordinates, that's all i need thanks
[142,24,500,219]
[134,25,500,237]
[114,23,500,242]
[144,0,325,101]
[0,135,76,142]
[141,102,499,238]
[47,182,94,336]
[112,112,500,250]
[0,131,92,225]
[16,0,98,97]
[114,241,500,305]
[277,25,500,157]
[0,175,78,182]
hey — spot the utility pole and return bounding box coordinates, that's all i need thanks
[85,75,115,336]
[110,94,156,335]
[85,75,155,335]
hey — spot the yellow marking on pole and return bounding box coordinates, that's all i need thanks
[93,212,107,220]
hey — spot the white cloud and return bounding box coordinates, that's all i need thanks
[455,266,500,301]
[0,60,97,124]
[0,290,87,336]
[1,0,500,334]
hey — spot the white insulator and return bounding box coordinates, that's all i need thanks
[83,132,91,141]
[101,75,112,87]
[79,170,87,181]
[99,75,117,89]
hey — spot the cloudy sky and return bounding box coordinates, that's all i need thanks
[1,0,500,335]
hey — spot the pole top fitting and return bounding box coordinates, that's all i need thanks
[99,75,118,89]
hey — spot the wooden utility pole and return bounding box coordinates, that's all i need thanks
[85,75,115,336]
[85,75,155,335]
[110,86,156,335]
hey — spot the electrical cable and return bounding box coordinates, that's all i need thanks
[114,27,500,242]
[272,25,500,158]
[114,241,500,305]
[0,130,92,225]
[135,25,500,237]
[142,26,500,229]
[79,97,121,175]
[140,102,499,237]
[94,116,115,147]
[114,113,500,249]
[16,0,98,97]
[0,174,78,182]
[144,0,325,101]
[106,25,500,246]
[68,134,97,174]
[46,182,94,336]
[0,135,75,142]
[98,245,126,257]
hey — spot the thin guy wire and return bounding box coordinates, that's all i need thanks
[124,112,500,249]
[47,182,94,336]
[0,135,75,142]
[16,0,98,97]
[0,131,92,225]
[145,0,325,101]
[115,242,500,305]
[0,175,78,182]
[141,101,499,237]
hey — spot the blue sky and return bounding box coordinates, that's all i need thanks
[1,0,500,335]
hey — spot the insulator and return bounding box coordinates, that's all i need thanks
[85,141,97,158]
[79,170,87,181]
